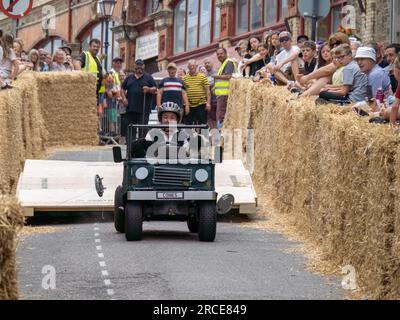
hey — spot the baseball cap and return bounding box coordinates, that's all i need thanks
[59,45,72,55]
[297,35,309,42]
[113,57,124,63]
[355,47,376,62]
[167,62,177,70]
[135,59,145,65]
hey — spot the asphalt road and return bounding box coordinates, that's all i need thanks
[16,149,344,300]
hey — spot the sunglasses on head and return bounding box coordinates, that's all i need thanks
[330,40,341,47]
[279,37,290,43]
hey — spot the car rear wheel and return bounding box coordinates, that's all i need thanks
[114,186,125,233]
[198,202,217,242]
[125,202,143,241]
[187,216,199,233]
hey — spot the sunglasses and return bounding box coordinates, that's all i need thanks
[334,54,350,61]
[330,41,342,47]
[279,37,290,43]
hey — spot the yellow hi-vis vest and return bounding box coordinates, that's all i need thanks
[111,69,121,86]
[215,58,237,96]
[82,51,105,93]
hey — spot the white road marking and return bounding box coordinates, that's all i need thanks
[107,289,114,296]
[93,224,115,299]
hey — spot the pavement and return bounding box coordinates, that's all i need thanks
[16,149,344,300]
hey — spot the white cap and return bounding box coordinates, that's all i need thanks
[355,47,376,62]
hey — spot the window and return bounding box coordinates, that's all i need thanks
[265,0,277,25]
[146,0,159,16]
[236,0,249,34]
[174,0,186,53]
[173,0,221,54]
[42,38,64,55]
[280,0,287,20]
[199,0,212,46]
[331,6,343,34]
[251,0,262,30]
[214,6,220,40]
[187,0,199,50]
[237,0,287,34]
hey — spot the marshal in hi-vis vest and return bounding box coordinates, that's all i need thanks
[82,51,105,93]
[214,58,238,96]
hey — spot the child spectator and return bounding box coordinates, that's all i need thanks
[247,36,263,76]
[235,39,251,77]
[301,41,317,75]
[0,33,19,83]
[317,42,332,69]
[103,72,120,136]
[317,44,368,105]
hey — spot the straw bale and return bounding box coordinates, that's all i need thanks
[225,79,400,299]
[0,195,24,300]
[29,72,98,147]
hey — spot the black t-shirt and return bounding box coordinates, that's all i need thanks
[304,58,317,75]
[122,73,157,114]
[80,52,103,92]
[159,77,185,107]
[248,54,270,76]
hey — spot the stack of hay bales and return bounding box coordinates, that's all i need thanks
[0,196,24,300]
[225,80,400,299]
[0,71,98,299]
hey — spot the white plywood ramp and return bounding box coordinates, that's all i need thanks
[17,159,257,216]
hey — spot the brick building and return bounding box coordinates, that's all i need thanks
[0,0,399,73]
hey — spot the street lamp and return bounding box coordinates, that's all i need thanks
[97,0,116,70]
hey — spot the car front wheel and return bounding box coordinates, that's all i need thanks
[114,186,125,233]
[198,202,217,242]
[125,202,143,241]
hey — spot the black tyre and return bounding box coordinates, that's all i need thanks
[187,216,199,233]
[125,202,143,241]
[114,186,125,233]
[198,202,217,242]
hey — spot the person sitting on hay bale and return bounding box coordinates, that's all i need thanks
[316,44,368,106]
[380,54,400,127]
[0,33,18,89]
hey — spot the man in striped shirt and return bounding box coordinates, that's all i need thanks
[157,62,189,117]
[183,59,211,125]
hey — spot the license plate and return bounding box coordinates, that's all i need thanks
[156,192,184,200]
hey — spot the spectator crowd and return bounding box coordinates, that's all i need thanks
[2,27,400,140]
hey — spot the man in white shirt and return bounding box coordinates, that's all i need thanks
[270,31,301,85]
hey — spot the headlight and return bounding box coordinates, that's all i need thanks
[135,167,149,180]
[195,169,208,182]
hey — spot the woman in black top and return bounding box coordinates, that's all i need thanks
[247,36,264,76]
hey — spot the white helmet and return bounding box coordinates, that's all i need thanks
[158,102,183,123]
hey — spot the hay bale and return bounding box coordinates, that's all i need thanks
[31,72,98,147]
[225,79,400,299]
[0,196,24,300]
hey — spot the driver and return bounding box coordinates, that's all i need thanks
[130,102,186,158]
